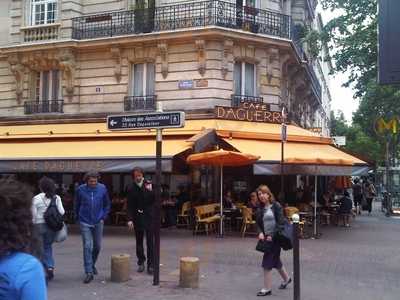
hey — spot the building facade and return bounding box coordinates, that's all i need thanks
[0,0,331,135]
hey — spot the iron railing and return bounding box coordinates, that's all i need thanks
[124,95,156,111]
[305,63,322,103]
[24,100,64,114]
[231,94,263,107]
[72,1,291,40]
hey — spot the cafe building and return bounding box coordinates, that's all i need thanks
[0,0,365,222]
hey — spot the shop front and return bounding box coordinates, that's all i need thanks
[0,104,369,227]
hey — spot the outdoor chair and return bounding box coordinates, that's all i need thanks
[194,204,221,235]
[176,201,191,228]
[241,207,257,237]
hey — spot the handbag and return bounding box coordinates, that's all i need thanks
[54,223,68,243]
[275,221,293,251]
[255,239,273,253]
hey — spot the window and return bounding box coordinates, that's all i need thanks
[34,70,61,101]
[244,0,260,8]
[130,63,155,96]
[234,62,256,96]
[31,0,58,26]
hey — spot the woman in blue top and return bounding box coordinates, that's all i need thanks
[0,178,47,300]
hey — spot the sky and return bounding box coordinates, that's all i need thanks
[318,6,359,123]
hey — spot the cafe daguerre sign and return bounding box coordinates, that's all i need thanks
[215,101,284,124]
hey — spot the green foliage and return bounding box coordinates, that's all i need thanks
[297,24,322,60]
[330,110,383,163]
[321,0,378,98]
[322,0,400,164]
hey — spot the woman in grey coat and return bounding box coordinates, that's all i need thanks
[255,184,291,296]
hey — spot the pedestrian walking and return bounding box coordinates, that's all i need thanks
[127,167,155,275]
[365,181,376,215]
[0,178,47,300]
[352,179,363,215]
[32,176,65,281]
[255,184,291,296]
[75,172,111,284]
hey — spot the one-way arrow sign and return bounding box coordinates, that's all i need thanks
[107,111,185,131]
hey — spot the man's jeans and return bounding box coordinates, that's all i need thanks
[80,221,103,274]
[34,223,56,269]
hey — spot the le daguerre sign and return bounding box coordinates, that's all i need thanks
[215,101,284,124]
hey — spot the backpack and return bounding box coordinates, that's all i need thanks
[44,196,64,231]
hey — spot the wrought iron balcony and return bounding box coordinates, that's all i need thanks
[231,94,263,107]
[305,63,322,103]
[72,0,291,40]
[124,95,156,111]
[24,100,64,115]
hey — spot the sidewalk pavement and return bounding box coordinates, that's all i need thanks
[48,206,400,300]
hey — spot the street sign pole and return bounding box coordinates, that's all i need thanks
[280,107,287,202]
[107,109,185,287]
[153,128,162,285]
[153,103,163,286]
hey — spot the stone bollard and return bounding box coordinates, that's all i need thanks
[111,254,131,282]
[179,257,199,288]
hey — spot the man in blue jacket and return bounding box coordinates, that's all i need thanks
[75,171,110,284]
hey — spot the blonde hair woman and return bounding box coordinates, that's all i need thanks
[255,185,291,296]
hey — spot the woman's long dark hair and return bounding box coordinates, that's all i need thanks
[39,176,56,199]
[0,178,34,256]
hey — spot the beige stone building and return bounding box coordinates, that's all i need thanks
[0,0,330,135]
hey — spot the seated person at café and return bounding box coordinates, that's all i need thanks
[247,191,259,210]
[223,190,241,229]
[175,185,188,212]
[338,190,353,227]
[161,185,177,227]
[319,191,331,208]
[223,190,236,209]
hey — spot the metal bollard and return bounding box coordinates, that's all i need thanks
[179,257,199,288]
[292,213,300,300]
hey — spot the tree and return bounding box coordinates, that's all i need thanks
[321,0,400,164]
[321,0,378,98]
[330,110,382,162]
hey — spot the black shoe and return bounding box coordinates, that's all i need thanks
[147,266,154,275]
[46,268,54,281]
[279,278,292,289]
[83,273,94,284]
[93,267,98,275]
[137,264,145,273]
[257,289,272,296]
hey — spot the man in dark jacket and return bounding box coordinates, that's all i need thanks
[127,167,155,275]
[75,171,110,284]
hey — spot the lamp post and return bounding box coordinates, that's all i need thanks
[292,213,301,300]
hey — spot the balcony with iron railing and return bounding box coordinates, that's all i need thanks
[124,95,156,111]
[24,100,64,115]
[72,0,291,40]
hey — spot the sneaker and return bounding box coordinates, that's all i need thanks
[257,289,272,296]
[93,266,98,275]
[46,268,54,281]
[137,264,145,273]
[83,273,94,284]
[279,277,292,289]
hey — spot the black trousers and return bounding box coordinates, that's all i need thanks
[366,198,373,213]
[134,227,154,267]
